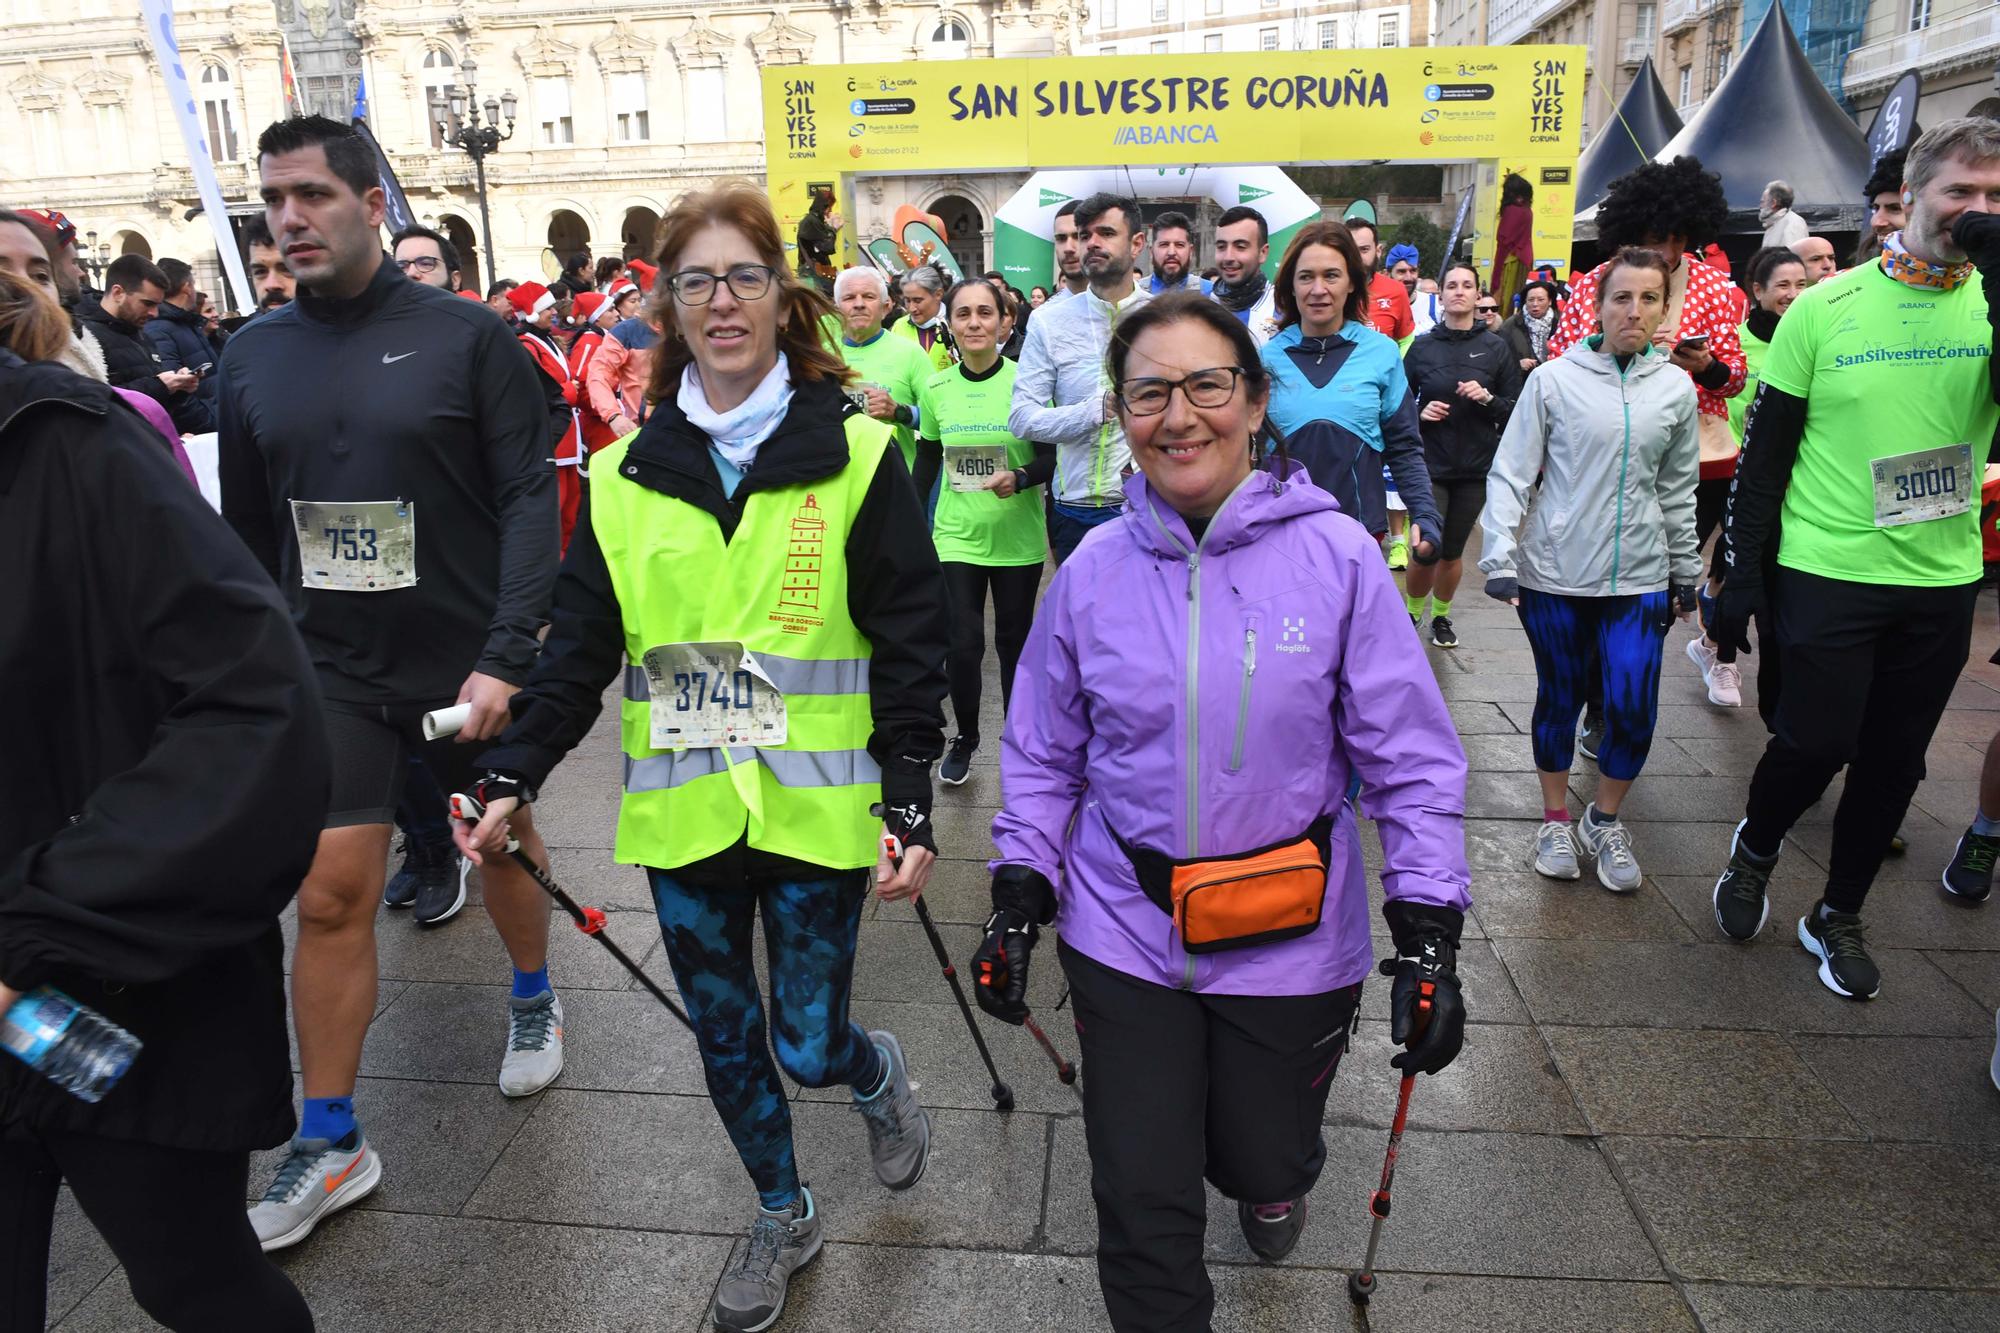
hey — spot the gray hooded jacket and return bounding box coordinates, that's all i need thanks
[1479,338,1700,597]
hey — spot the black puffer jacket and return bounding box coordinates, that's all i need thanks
[0,350,328,1152]
[74,301,169,405]
[1401,322,1525,483]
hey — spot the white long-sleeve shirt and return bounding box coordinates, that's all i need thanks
[1008,284,1152,507]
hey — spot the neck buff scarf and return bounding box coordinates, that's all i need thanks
[1212,267,1268,313]
[1524,307,1556,360]
[1880,230,1975,291]
[679,353,796,471]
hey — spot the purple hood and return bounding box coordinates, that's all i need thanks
[992,467,1470,995]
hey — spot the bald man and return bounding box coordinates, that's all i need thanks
[1791,235,1837,285]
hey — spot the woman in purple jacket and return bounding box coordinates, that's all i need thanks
[968,293,1473,1333]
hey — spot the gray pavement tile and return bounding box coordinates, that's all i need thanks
[794,997,1085,1116]
[931,802,1001,858]
[523,781,620,848]
[1433,645,1542,675]
[1910,779,1980,827]
[1790,1035,2000,1144]
[359,980,687,1090]
[53,1211,730,1333]
[1447,700,1527,734]
[246,1075,535,1216]
[1788,812,1960,873]
[1492,937,1993,1036]
[1948,679,2000,711]
[43,1190,116,1328]
[1465,771,1551,819]
[1044,1122,1662,1280]
[1430,673,1543,702]
[1606,1136,2000,1287]
[535,986,713,1097]
[1360,938,1529,1026]
[772,1244,1106,1332]
[848,916,1065,1009]
[1544,1027,1861,1139]
[1683,1283,2000,1333]
[1926,709,2000,745]
[1570,771,1902,828]
[1209,1269,1699,1332]
[1654,871,2000,952]
[1331,1021,1589,1135]
[528,846,657,911]
[1917,741,1994,780]
[1456,732,1544,773]
[1470,871,1697,942]
[1667,737,1778,778]
[1926,949,2000,1008]
[909,858,1004,925]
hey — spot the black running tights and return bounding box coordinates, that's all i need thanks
[943,561,1042,744]
[0,1122,314,1332]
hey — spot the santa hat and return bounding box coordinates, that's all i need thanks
[625,259,658,293]
[572,291,610,325]
[507,281,556,316]
[607,279,639,306]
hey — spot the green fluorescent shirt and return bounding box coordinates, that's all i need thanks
[1761,261,1996,587]
[917,359,1049,568]
[838,328,935,469]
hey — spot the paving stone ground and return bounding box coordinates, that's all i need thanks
[45,550,2000,1332]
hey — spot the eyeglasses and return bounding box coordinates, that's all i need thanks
[668,264,777,305]
[1116,367,1246,416]
[395,256,443,273]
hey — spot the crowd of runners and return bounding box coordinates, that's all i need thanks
[3,109,2000,1333]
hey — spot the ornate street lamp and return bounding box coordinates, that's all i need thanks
[429,56,517,291]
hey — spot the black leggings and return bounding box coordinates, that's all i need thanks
[1427,476,1488,562]
[1,1123,314,1332]
[943,561,1041,744]
[1062,941,1360,1333]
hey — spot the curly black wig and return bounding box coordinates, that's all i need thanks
[1863,147,1908,201]
[1595,155,1731,252]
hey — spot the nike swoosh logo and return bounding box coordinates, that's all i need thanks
[324,1152,365,1192]
[382,351,419,365]
[1470,353,1488,359]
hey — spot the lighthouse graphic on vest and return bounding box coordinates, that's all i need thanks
[773,494,826,633]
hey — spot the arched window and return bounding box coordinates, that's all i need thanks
[422,48,457,149]
[200,63,239,162]
[931,16,972,41]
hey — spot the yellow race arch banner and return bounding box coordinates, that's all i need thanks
[763,48,1584,288]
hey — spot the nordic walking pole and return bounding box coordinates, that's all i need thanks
[450,791,696,1036]
[1020,1012,1077,1085]
[1349,984,1434,1304]
[877,825,1015,1112]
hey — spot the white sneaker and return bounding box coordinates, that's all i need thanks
[1534,820,1582,880]
[499,990,565,1096]
[248,1134,382,1251]
[1686,636,1741,708]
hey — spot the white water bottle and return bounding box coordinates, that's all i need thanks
[2,986,142,1103]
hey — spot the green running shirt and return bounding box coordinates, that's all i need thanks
[917,359,1049,568]
[838,328,935,470]
[1761,261,1996,587]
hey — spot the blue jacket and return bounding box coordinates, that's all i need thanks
[144,299,218,433]
[1259,322,1438,540]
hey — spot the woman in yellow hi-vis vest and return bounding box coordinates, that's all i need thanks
[455,183,950,1333]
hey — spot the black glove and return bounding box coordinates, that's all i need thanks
[1671,583,1699,616]
[471,770,537,808]
[1409,519,1442,567]
[1485,575,1520,604]
[1952,211,2000,271]
[972,866,1055,1025]
[1379,901,1467,1076]
[1710,579,1762,657]
[873,799,936,856]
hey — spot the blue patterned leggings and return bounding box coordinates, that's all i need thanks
[1516,588,1670,783]
[648,868,882,1209]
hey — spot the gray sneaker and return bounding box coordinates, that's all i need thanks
[713,1188,823,1333]
[1534,820,1581,880]
[1576,809,1643,893]
[248,1133,381,1252]
[851,1029,931,1191]
[499,990,565,1097]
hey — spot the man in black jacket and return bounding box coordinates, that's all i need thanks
[0,348,323,1331]
[75,254,196,409]
[144,257,220,434]
[219,115,563,1252]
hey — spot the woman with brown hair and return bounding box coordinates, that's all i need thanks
[456,181,948,1333]
[1257,220,1440,577]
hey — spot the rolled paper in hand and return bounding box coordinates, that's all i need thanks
[422,703,471,741]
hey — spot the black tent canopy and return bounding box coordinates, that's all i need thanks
[1651,2,1871,233]
[1575,57,1683,215]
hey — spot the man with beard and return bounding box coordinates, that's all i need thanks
[243,215,297,313]
[1048,200,1089,304]
[1855,148,1909,266]
[1210,205,1277,344]
[1346,217,1415,344]
[1146,210,1212,295]
[1010,191,1152,563]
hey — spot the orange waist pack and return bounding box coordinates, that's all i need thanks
[1118,816,1334,954]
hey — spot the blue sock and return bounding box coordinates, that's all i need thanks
[300,1095,356,1145]
[512,965,551,1000]
[1973,810,2000,838]
[853,1037,889,1101]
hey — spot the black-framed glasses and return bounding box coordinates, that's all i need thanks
[1116,366,1246,416]
[394,256,442,273]
[1476,303,1500,313]
[668,264,777,305]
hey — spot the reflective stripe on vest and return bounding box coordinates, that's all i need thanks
[592,414,893,872]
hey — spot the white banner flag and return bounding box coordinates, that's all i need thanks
[141,0,254,313]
